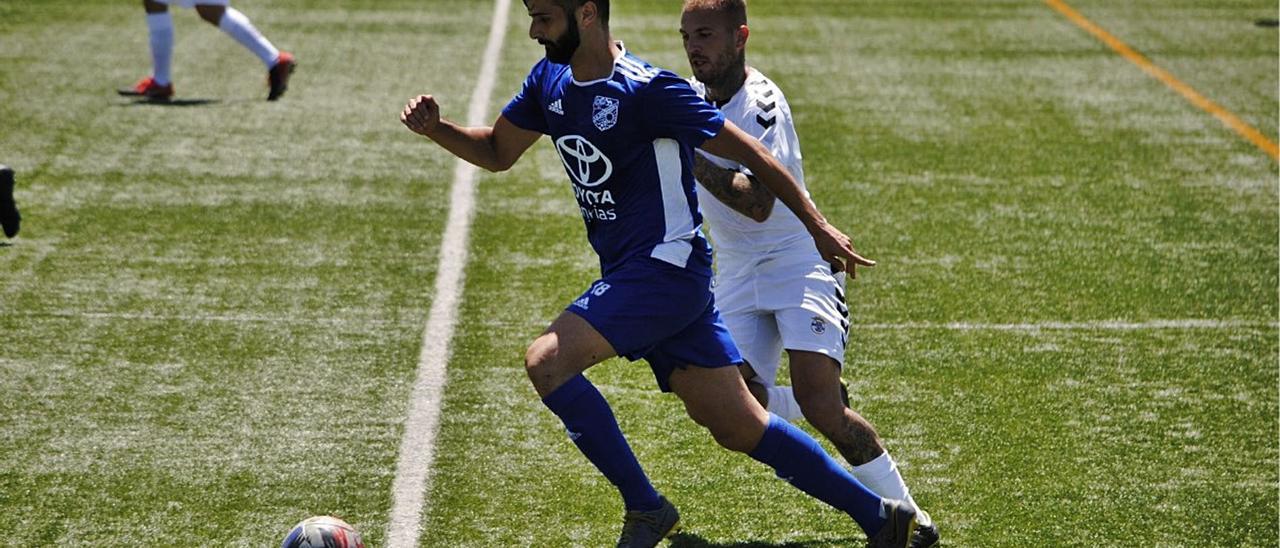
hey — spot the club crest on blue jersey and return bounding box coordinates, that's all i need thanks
[592,95,619,131]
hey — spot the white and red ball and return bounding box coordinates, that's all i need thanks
[281,516,365,548]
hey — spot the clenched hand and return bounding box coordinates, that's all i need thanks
[400,95,441,137]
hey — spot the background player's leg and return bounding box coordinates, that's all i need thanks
[669,364,891,537]
[740,366,803,422]
[118,0,174,99]
[726,311,803,421]
[739,363,766,403]
[197,5,281,69]
[790,351,885,465]
[144,0,174,86]
[526,311,662,512]
[790,350,933,532]
[198,3,294,100]
[764,384,803,421]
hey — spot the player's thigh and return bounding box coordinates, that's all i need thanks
[788,350,845,411]
[669,364,768,451]
[718,303,784,387]
[554,258,718,394]
[571,259,710,362]
[643,294,743,391]
[525,311,617,397]
[772,266,849,368]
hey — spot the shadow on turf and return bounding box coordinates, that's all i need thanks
[122,98,221,107]
[669,532,860,547]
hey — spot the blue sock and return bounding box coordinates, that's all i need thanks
[748,414,887,535]
[541,374,662,511]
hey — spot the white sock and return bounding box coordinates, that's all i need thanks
[765,385,804,422]
[851,451,931,526]
[146,12,174,85]
[218,7,279,68]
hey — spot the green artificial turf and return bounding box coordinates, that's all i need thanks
[1,1,1275,546]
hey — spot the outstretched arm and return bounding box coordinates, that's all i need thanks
[700,120,875,275]
[692,153,775,223]
[400,95,540,172]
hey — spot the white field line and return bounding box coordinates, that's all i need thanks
[385,0,511,546]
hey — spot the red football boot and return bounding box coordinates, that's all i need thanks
[267,52,296,101]
[117,77,174,101]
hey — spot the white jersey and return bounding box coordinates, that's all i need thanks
[689,68,818,279]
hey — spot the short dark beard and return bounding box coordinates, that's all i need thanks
[700,50,746,105]
[541,14,581,64]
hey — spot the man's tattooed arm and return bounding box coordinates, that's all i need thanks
[692,153,775,222]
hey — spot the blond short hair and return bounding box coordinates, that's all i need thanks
[681,0,747,27]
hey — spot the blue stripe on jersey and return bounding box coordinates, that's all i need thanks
[501,47,724,277]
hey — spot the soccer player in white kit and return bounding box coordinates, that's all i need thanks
[117,0,295,101]
[680,1,939,546]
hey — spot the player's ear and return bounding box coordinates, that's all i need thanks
[580,1,598,29]
[736,24,750,50]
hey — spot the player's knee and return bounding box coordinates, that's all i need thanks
[143,0,168,13]
[195,5,224,25]
[687,407,763,453]
[523,340,553,377]
[708,422,762,453]
[744,378,768,408]
[523,337,567,393]
[795,391,846,433]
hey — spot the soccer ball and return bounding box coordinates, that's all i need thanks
[281,516,365,548]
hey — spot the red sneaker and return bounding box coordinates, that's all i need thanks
[267,52,296,101]
[117,77,174,101]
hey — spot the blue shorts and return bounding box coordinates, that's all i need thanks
[566,257,743,392]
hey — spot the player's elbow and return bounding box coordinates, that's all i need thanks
[749,202,774,223]
[486,156,517,173]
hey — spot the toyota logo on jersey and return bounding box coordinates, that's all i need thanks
[554,135,613,188]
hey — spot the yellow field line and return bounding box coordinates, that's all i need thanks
[1045,0,1280,161]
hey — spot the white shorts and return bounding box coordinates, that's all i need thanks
[156,0,229,8]
[713,254,848,387]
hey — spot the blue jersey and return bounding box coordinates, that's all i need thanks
[501,46,725,277]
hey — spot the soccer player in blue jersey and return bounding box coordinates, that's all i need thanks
[400,1,914,546]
